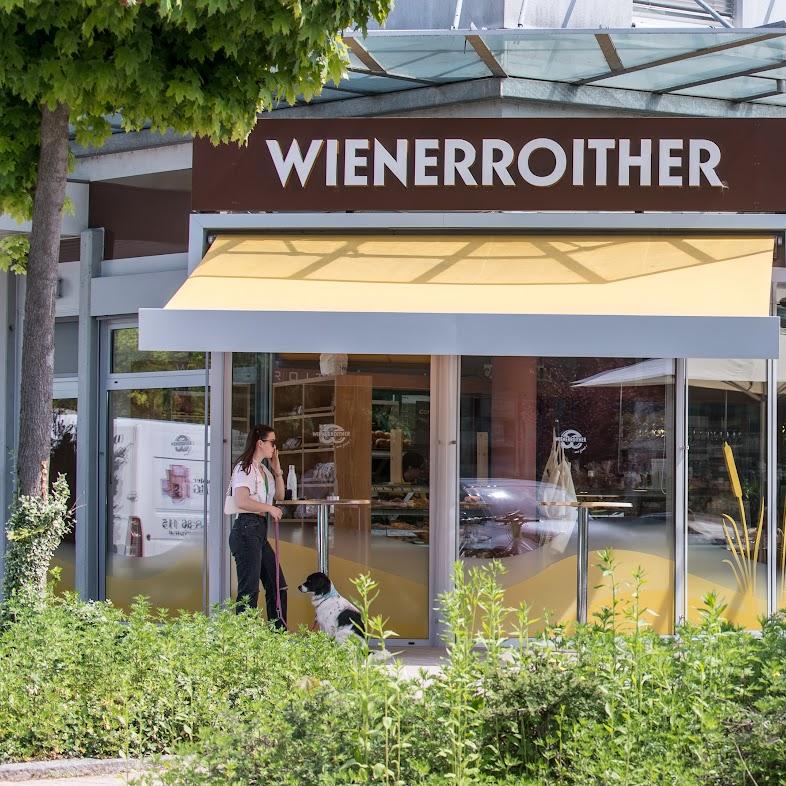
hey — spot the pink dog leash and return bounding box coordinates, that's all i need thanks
[272,513,287,630]
[261,465,287,630]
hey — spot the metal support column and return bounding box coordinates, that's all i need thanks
[576,506,589,624]
[429,355,459,644]
[767,357,778,617]
[207,351,228,610]
[0,270,19,592]
[317,505,330,574]
[75,229,103,600]
[674,358,689,627]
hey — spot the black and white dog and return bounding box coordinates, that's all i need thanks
[298,572,364,643]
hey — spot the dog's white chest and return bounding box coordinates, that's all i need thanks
[314,594,358,641]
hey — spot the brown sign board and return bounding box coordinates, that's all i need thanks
[192,118,786,213]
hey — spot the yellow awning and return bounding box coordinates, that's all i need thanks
[167,234,772,317]
[140,233,778,358]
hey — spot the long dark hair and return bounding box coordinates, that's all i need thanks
[233,424,274,473]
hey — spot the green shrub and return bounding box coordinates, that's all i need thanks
[2,475,73,610]
[3,556,786,786]
[704,611,786,786]
[0,592,354,763]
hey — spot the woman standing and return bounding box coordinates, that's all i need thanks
[228,424,287,627]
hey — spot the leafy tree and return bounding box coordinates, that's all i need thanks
[0,0,390,501]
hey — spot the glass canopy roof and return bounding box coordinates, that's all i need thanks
[293,29,786,109]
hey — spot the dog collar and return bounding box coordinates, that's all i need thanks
[314,586,340,607]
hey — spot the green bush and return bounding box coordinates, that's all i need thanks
[2,475,73,610]
[3,557,786,786]
[0,592,354,763]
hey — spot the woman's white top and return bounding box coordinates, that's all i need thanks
[230,461,275,506]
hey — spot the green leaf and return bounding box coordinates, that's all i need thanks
[0,232,29,273]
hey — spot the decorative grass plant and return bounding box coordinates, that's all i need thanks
[780,504,786,606]
[721,442,765,594]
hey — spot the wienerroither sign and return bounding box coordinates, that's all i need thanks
[192,118,786,212]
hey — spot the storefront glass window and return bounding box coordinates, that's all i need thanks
[231,353,271,459]
[111,327,206,373]
[775,334,786,609]
[106,386,206,612]
[51,398,77,592]
[54,320,79,377]
[230,353,430,639]
[459,356,675,633]
[687,359,768,626]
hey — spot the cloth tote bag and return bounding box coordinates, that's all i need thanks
[538,430,578,552]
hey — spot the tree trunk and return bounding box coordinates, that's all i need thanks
[17,103,70,498]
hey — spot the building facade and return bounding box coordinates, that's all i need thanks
[4,0,786,643]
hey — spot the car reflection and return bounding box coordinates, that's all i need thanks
[459,478,671,560]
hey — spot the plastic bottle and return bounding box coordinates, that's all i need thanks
[286,465,298,501]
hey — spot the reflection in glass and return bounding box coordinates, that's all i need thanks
[779,336,786,611]
[54,321,79,377]
[229,353,272,600]
[460,357,675,633]
[106,387,206,612]
[484,33,610,82]
[231,353,271,461]
[231,353,430,638]
[610,31,756,69]
[364,35,489,81]
[675,75,778,101]
[596,36,786,92]
[111,328,206,374]
[51,399,77,592]
[687,359,767,626]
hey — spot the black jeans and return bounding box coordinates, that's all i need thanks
[229,513,287,628]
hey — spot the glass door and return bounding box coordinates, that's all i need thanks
[101,324,208,613]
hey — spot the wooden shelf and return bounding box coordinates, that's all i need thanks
[280,447,335,455]
[273,374,372,530]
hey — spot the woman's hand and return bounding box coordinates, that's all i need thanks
[270,446,282,475]
[267,504,284,522]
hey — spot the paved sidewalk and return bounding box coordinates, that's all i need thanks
[389,645,446,678]
[0,777,130,786]
[0,760,151,785]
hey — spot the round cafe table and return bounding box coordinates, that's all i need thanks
[277,499,370,574]
[541,500,632,624]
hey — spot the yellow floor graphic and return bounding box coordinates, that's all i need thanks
[55,544,774,633]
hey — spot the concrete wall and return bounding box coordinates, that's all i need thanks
[0,181,88,236]
[394,96,649,117]
[508,0,631,29]
[736,0,786,26]
[369,0,505,29]
[368,0,631,29]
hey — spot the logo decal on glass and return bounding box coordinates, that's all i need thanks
[560,429,587,453]
[317,423,351,447]
[171,434,193,453]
